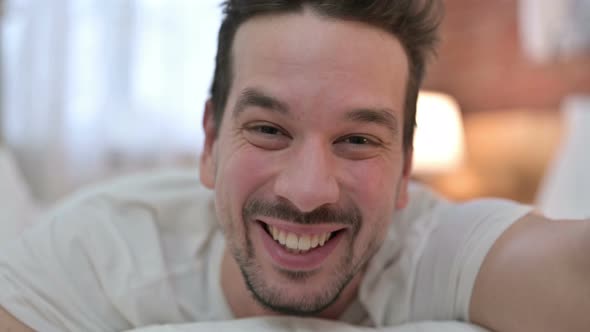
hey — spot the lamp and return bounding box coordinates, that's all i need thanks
[412,91,465,174]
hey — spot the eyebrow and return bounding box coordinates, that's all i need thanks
[345,108,399,137]
[232,88,290,118]
[232,87,399,137]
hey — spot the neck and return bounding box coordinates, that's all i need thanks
[220,246,363,320]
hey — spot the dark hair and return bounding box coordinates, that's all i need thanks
[210,0,443,152]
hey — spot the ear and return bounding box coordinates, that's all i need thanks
[395,148,413,210]
[200,99,218,189]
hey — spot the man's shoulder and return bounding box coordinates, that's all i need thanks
[0,169,223,330]
[392,182,448,230]
[401,182,531,227]
[363,183,532,326]
[45,168,218,240]
[55,168,209,206]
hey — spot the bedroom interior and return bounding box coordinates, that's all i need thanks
[0,0,589,242]
[414,0,590,207]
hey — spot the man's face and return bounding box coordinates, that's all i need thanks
[201,10,412,315]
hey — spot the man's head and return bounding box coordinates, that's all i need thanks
[210,0,442,153]
[200,0,441,318]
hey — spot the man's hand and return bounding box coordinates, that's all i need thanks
[470,213,590,331]
[0,306,34,332]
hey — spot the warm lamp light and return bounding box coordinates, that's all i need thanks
[412,91,465,174]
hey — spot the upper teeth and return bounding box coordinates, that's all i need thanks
[268,225,332,251]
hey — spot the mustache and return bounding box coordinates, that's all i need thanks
[243,198,362,228]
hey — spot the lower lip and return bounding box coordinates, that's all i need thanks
[258,222,344,271]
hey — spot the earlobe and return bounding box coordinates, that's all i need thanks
[395,148,413,210]
[200,100,218,189]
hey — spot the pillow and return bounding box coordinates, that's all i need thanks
[0,147,38,244]
[124,317,488,332]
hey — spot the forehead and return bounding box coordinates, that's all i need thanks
[229,10,409,120]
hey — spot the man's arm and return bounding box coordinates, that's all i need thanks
[0,306,34,332]
[470,213,590,331]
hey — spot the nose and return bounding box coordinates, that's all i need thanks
[273,139,340,212]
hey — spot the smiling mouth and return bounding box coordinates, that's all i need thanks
[260,222,343,254]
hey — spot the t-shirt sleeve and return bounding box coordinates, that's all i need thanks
[0,197,133,332]
[409,199,532,322]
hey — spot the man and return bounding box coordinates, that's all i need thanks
[1,0,589,331]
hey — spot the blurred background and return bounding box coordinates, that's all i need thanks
[0,0,589,230]
[419,0,590,208]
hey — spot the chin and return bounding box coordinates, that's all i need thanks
[251,284,343,316]
[242,258,356,316]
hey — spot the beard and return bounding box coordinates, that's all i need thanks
[223,197,383,316]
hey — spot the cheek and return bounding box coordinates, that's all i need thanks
[346,159,400,214]
[215,146,277,224]
[344,159,401,252]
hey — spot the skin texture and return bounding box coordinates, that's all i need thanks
[0,307,33,332]
[199,9,412,319]
[470,212,590,331]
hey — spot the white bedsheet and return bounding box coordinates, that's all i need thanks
[126,317,488,332]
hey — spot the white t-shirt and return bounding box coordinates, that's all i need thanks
[0,170,531,332]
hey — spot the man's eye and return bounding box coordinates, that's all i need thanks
[334,135,384,159]
[243,123,290,150]
[342,136,374,145]
[253,125,282,136]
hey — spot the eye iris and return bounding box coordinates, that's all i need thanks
[348,136,368,144]
[259,126,278,135]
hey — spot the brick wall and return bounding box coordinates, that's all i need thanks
[423,0,590,113]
